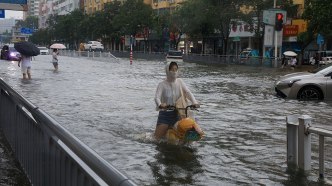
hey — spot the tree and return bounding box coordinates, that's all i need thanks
[103,1,122,49]
[152,10,170,50]
[296,0,332,67]
[179,0,215,54]
[206,0,246,55]
[26,16,39,29]
[113,0,155,50]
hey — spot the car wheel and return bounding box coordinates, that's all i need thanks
[298,87,322,100]
[89,47,92,52]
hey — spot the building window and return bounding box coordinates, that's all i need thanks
[90,0,91,4]
[98,5,100,10]
[93,7,96,12]
[89,7,92,13]
[84,0,86,5]
[246,5,249,9]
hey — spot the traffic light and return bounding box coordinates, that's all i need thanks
[275,13,284,31]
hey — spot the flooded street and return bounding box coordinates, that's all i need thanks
[0,55,331,185]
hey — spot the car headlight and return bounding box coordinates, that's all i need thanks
[10,53,16,57]
[281,79,301,87]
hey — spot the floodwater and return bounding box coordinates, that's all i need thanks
[0,55,332,185]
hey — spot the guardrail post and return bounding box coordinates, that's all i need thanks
[93,51,94,58]
[298,115,312,174]
[319,135,324,179]
[100,51,101,58]
[87,51,89,57]
[286,115,299,165]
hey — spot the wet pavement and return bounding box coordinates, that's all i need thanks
[0,55,332,185]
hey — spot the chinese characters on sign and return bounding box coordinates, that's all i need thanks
[283,25,298,36]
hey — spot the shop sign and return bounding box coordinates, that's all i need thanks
[318,34,325,44]
[292,19,308,33]
[283,25,298,36]
[135,27,148,40]
[233,36,240,41]
[229,18,261,37]
[12,39,21,43]
[283,36,297,42]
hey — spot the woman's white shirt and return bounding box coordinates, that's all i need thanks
[155,78,197,109]
[291,58,297,65]
[52,52,58,62]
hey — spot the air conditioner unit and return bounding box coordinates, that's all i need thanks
[154,2,157,6]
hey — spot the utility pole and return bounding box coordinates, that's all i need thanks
[274,0,277,63]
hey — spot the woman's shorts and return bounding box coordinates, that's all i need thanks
[21,67,31,74]
[53,62,58,67]
[156,110,177,126]
[291,65,295,68]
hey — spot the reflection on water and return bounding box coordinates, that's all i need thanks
[0,56,332,185]
[147,143,203,186]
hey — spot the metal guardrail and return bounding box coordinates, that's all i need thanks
[58,50,282,67]
[0,77,137,186]
[287,115,332,179]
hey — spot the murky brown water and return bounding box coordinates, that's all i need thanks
[0,55,331,185]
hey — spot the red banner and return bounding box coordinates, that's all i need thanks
[283,25,298,36]
[170,28,178,39]
[135,27,148,40]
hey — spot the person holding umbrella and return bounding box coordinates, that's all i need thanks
[53,49,59,71]
[18,55,32,79]
[50,43,65,71]
[14,41,40,79]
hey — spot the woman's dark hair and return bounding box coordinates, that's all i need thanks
[169,62,178,71]
[53,49,57,52]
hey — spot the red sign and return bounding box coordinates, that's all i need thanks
[283,25,298,36]
[135,27,148,40]
[170,28,178,39]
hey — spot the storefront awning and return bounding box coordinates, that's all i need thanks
[290,4,299,7]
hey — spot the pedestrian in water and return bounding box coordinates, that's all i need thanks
[154,61,200,139]
[53,49,59,71]
[18,54,32,79]
[290,56,297,70]
[281,54,287,68]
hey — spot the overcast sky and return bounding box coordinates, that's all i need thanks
[4,10,23,19]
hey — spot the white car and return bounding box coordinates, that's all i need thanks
[166,50,183,62]
[38,47,49,55]
[83,41,104,52]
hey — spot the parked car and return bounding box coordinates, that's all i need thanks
[166,50,183,62]
[274,64,332,100]
[83,41,104,52]
[0,44,20,61]
[38,47,49,55]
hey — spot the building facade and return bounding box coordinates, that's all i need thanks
[39,2,54,29]
[53,0,80,15]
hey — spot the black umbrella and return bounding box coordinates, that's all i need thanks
[285,48,296,52]
[14,41,40,56]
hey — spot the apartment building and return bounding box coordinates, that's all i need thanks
[53,0,80,15]
[39,2,54,29]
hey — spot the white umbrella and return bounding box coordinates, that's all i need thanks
[50,43,66,49]
[284,51,297,56]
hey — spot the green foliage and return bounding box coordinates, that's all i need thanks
[152,10,170,41]
[26,16,39,29]
[113,0,155,36]
[298,0,332,43]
